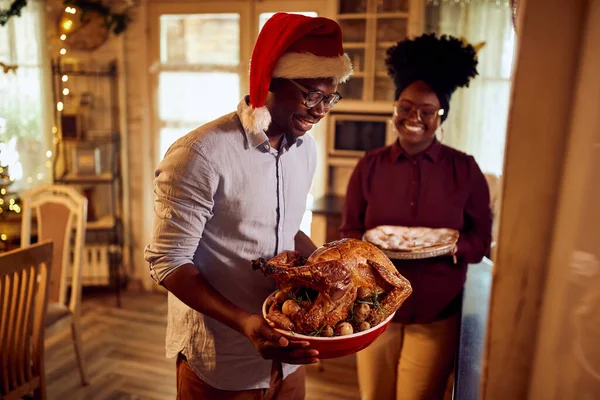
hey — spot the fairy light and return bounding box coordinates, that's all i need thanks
[60,48,67,55]
[62,75,68,82]
[63,88,69,95]
[1,234,7,241]
[62,19,73,31]
[9,198,15,205]
[46,150,53,158]
[0,199,3,205]
[0,188,5,195]
[60,34,67,40]
[57,102,64,111]
[36,173,43,180]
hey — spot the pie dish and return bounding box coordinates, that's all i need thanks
[363,225,459,260]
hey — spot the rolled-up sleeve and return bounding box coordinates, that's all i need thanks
[144,142,217,283]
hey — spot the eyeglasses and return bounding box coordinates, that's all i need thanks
[394,100,445,122]
[288,80,342,110]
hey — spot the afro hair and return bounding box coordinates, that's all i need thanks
[385,34,479,117]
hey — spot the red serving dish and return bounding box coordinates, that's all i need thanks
[261,292,395,359]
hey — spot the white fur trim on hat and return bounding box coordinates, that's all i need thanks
[273,53,353,84]
[238,99,272,138]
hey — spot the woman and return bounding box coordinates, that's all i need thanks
[341,34,492,400]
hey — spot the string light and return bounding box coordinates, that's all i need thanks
[63,88,69,95]
[57,102,64,111]
[62,75,68,82]
[62,19,73,31]
[60,34,67,40]
[60,48,67,55]
[0,188,5,195]
[1,234,6,241]
[46,150,53,158]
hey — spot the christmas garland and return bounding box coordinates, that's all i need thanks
[0,0,27,27]
[63,0,131,35]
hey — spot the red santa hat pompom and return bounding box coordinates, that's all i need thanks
[239,13,353,136]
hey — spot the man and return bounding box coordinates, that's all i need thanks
[144,13,353,399]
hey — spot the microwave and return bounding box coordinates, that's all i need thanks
[327,113,397,158]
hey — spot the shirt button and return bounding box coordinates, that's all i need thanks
[166,212,172,219]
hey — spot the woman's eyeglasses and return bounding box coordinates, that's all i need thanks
[289,80,342,110]
[394,100,445,122]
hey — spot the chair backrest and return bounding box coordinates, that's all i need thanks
[21,185,87,314]
[0,241,53,399]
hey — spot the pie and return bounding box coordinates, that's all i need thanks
[363,225,459,253]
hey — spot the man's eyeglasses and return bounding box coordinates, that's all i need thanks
[394,100,445,122]
[288,80,342,110]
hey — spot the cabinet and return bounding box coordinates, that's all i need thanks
[335,0,424,113]
[50,59,126,306]
[309,0,424,244]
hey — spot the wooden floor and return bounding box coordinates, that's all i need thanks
[45,291,361,400]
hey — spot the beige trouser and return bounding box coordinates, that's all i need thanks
[356,314,458,400]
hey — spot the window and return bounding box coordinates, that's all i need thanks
[157,13,241,158]
[426,2,516,176]
[258,12,317,34]
[0,0,50,192]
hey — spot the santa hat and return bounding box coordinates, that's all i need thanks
[239,13,353,136]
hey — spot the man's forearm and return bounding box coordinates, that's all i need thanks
[161,263,251,334]
[294,230,318,257]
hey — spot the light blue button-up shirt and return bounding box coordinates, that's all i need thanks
[144,98,317,390]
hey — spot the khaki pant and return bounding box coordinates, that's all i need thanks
[176,354,306,400]
[357,314,458,400]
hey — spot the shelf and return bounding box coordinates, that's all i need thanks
[87,215,117,230]
[56,172,116,184]
[328,156,361,167]
[377,41,399,48]
[337,13,368,19]
[343,42,366,49]
[376,12,409,18]
[333,100,394,114]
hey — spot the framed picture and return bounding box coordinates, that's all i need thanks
[61,113,82,141]
[72,147,100,176]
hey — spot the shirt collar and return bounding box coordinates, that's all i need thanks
[236,96,304,151]
[390,138,442,163]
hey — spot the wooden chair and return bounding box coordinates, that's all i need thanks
[0,241,53,400]
[21,184,88,385]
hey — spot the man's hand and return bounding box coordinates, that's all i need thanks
[241,314,319,365]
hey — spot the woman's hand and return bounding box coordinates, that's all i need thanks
[240,314,319,365]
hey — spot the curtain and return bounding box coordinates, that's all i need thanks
[0,0,50,192]
[427,1,516,176]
